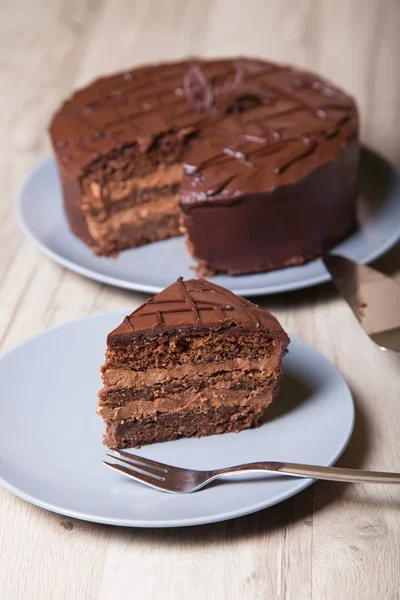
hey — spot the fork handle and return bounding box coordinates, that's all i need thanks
[214,462,400,484]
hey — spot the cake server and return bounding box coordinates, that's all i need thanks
[323,254,400,354]
[104,449,400,493]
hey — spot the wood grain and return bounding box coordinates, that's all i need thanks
[0,1,400,598]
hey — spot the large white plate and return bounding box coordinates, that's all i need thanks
[0,310,354,527]
[16,149,400,296]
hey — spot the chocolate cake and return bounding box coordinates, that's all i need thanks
[50,57,359,274]
[98,278,289,448]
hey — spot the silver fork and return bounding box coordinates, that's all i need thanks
[104,449,400,494]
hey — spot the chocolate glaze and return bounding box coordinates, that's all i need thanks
[50,59,269,177]
[50,57,359,271]
[182,140,359,274]
[180,67,357,198]
[50,58,357,181]
[108,277,288,343]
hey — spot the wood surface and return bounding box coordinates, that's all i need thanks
[1,1,400,598]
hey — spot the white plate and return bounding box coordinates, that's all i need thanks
[0,310,354,527]
[16,149,400,297]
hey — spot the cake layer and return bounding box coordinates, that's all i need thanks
[100,385,278,419]
[84,184,180,219]
[99,368,279,407]
[101,355,280,388]
[105,329,280,373]
[82,163,183,211]
[102,163,183,199]
[83,194,181,255]
[99,387,273,420]
[103,391,274,448]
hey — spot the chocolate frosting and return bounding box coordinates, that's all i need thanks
[49,57,357,188]
[180,67,357,202]
[108,277,288,342]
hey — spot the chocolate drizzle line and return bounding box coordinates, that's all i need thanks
[121,277,264,332]
[183,96,353,190]
[123,315,134,331]
[198,279,262,328]
[176,276,201,322]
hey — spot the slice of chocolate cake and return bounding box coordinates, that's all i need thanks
[98,278,289,448]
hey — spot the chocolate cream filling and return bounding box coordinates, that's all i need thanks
[82,162,183,208]
[84,194,180,249]
[100,388,275,420]
[101,355,280,387]
[99,368,279,406]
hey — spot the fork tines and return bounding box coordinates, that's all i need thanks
[111,449,168,473]
[103,449,170,491]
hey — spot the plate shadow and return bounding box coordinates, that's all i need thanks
[261,369,315,424]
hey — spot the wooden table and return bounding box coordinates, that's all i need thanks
[1,1,400,598]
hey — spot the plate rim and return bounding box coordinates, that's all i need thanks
[0,310,355,527]
[15,151,400,297]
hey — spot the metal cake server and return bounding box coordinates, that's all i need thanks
[323,254,400,354]
[104,449,400,493]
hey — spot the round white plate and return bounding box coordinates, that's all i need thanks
[16,149,400,297]
[0,310,354,527]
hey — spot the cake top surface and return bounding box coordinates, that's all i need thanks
[50,57,358,191]
[108,277,288,342]
[180,67,358,203]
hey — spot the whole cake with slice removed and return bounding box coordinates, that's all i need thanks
[98,278,289,448]
[50,57,359,275]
